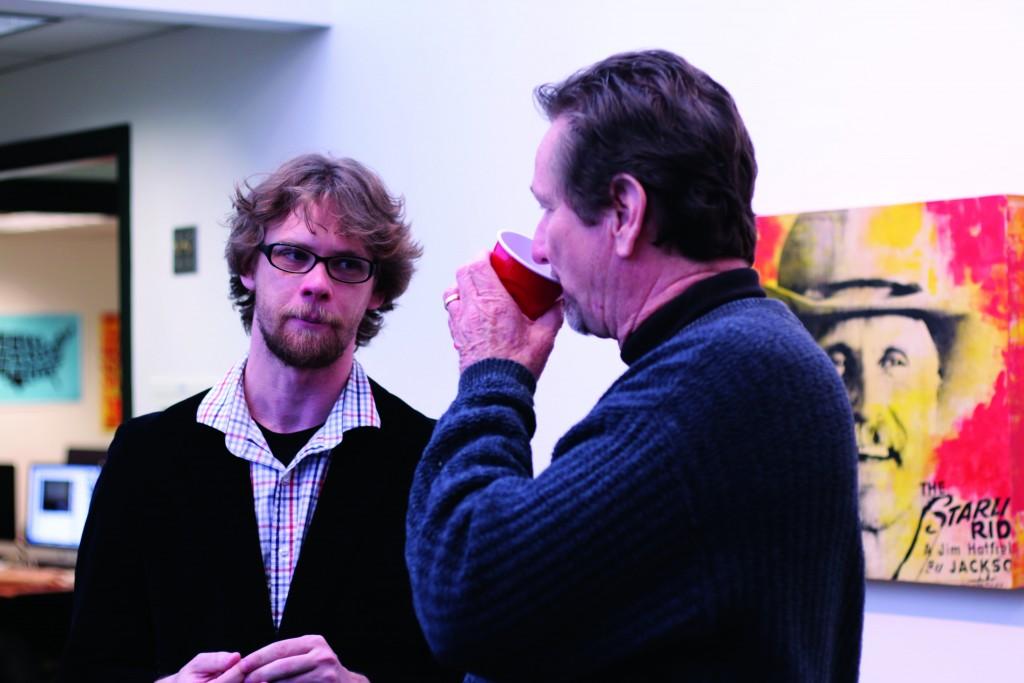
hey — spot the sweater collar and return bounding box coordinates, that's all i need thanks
[620,268,766,365]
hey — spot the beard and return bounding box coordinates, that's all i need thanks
[563,296,588,335]
[858,481,905,534]
[563,293,610,338]
[856,445,920,534]
[257,301,354,370]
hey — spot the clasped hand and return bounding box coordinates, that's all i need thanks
[163,634,368,683]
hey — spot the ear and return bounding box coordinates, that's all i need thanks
[608,173,647,259]
[240,272,255,292]
[367,289,385,312]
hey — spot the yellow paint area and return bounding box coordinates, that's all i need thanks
[868,203,925,249]
[858,205,938,292]
[1013,514,1024,586]
[1011,318,1024,346]
[937,310,1003,435]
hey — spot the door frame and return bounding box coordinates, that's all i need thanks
[0,125,133,418]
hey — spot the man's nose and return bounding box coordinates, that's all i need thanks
[854,363,895,416]
[300,261,333,298]
[854,410,891,450]
[532,224,549,264]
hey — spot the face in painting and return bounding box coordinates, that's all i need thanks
[529,117,613,338]
[241,203,383,370]
[817,315,941,533]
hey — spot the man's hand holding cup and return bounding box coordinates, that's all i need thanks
[444,231,563,378]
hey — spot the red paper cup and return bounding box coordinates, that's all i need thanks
[490,231,562,319]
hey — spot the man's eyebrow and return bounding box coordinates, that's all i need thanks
[823,341,854,355]
[278,241,367,259]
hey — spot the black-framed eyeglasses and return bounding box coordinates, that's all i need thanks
[257,242,376,284]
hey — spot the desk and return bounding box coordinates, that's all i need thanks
[0,568,74,598]
[0,568,74,683]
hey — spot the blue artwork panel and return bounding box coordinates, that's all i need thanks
[0,314,81,402]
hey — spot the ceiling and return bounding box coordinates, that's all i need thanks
[0,155,117,182]
[0,0,331,76]
[0,156,117,235]
[0,14,181,75]
[0,212,117,236]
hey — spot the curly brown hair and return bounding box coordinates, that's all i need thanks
[225,154,422,346]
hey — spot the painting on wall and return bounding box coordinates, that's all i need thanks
[100,312,121,430]
[0,314,81,403]
[754,195,1024,588]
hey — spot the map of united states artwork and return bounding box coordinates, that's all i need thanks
[754,195,1024,588]
[0,314,80,402]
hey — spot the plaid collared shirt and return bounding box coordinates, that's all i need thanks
[197,356,380,629]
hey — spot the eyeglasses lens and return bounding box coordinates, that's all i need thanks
[267,244,371,283]
[327,258,371,283]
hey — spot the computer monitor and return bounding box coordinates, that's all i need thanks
[25,463,101,549]
[67,448,107,466]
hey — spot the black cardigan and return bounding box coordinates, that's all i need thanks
[60,379,459,683]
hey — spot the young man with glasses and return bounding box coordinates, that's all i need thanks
[62,154,458,683]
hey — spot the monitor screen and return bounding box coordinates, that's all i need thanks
[25,463,101,549]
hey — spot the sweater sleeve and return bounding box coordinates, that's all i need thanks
[59,419,158,683]
[405,358,709,679]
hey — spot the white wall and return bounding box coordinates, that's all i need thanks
[0,228,118,533]
[0,0,1022,676]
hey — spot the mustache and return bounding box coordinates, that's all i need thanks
[284,306,341,326]
[854,407,908,467]
[858,445,903,466]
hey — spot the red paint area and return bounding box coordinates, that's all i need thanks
[934,370,1011,501]
[928,196,1008,321]
[754,215,784,283]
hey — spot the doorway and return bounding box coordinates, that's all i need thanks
[0,125,131,417]
[0,125,129,682]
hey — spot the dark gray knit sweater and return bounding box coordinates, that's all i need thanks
[406,269,864,682]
